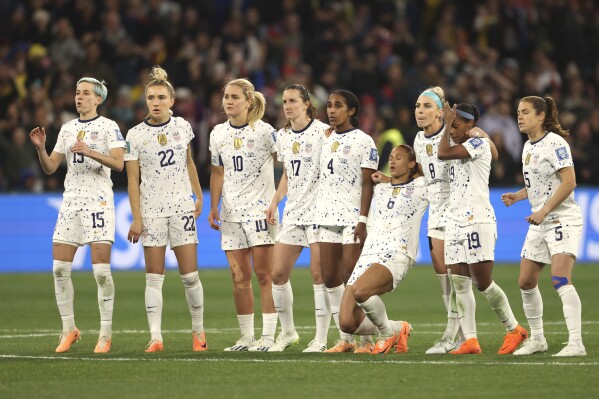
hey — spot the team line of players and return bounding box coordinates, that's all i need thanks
[29,67,585,357]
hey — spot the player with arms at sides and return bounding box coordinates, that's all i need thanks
[29,77,125,353]
[502,96,585,357]
[316,90,379,353]
[339,145,427,354]
[125,66,206,353]
[266,84,332,352]
[438,103,527,355]
[209,78,278,352]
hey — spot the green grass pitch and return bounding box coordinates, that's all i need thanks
[1,264,598,398]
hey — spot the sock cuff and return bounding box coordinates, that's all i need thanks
[326,284,345,294]
[451,274,472,293]
[262,312,278,322]
[146,273,165,287]
[53,260,72,272]
[521,285,540,295]
[312,283,325,291]
[557,284,575,296]
[180,271,200,287]
[356,295,378,310]
[273,281,291,291]
[237,313,254,322]
[92,263,111,274]
[481,281,498,295]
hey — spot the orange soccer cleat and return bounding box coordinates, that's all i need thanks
[55,328,81,353]
[450,338,482,355]
[192,331,208,352]
[145,340,164,353]
[394,321,413,353]
[371,334,398,355]
[498,324,528,355]
[324,339,357,353]
[94,336,112,353]
[354,340,374,354]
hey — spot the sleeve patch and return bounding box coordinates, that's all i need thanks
[469,137,483,148]
[271,131,277,143]
[369,148,378,161]
[115,129,124,141]
[556,146,569,161]
[125,141,131,154]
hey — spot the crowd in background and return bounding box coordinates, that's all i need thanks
[1,0,599,192]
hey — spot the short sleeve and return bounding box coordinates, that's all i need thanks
[209,129,222,166]
[275,129,284,162]
[463,137,488,159]
[108,121,126,150]
[360,136,379,170]
[182,118,195,144]
[414,136,421,164]
[53,126,67,154]
[549,138,574,171]
[269,129,277,154]
[124,131,138,161]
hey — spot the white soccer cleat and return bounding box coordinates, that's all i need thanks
[223,335,255,352]
[513,337,548,356]
[303,338,327,353]
[269,331,300,352]
[552,341,586,357]
[425,338,457,354]
[248,336,275,352]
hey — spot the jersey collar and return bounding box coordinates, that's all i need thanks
[530,132,549,145]
[292,119,314,134]
[424,124,444,139]
[144,117,171,127]
[229,121,249,129]
[391,177,415,187]
[78,115,101,123]
[335,128,356,135]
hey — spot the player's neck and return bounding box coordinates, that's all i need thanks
[79,110,98,120]
[148,115,169,125]
[290,116,311,131]
[527,128,545,142]
[229,115,248,127]
[391,174,409,185]
[423,121,442,136]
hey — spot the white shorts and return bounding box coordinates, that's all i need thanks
[221,219,277,250]
[445,224,496,265]
[521,224,581,264]
[319,225,358,245]
[53,208,115,246]
[427,227,445,240]
[141,212,198,248]
[347,251,414,290]
[276,224,320,247]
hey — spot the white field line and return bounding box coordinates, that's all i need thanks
[1,354,598,367]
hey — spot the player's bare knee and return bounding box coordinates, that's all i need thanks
[351,284,371,304]
[339,312,356,335]
[519,277,536,290]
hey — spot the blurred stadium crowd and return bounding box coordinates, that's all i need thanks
[1,0,598,192]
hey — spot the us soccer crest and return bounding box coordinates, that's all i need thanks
[343,145,351,155]
[247,139,255,149]
[426,144,433,156]
[77,130,86,141]
[173,131,181,141]
[157,133,168,146]
[392,187,401,197]
[91,131,98,140]
[292,142,300,154]
[525,153,531,165]
[234,137,243,150]
[331,141,340,152]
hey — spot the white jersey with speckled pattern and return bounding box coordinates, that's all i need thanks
[363,177,428,259]
[522,132,582,227]
[316,128,378,226]
[414,126,450,229]
[53,115,125,211]
[276,119,328,225]
[209,120,277,222]
[447,137,496,227]
[124,117,195,218]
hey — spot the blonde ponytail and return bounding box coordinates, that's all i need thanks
[225,78,265,128]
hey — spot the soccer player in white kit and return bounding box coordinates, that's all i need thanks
[502,96,585,357]
[125,66,206,353]
[438,103,527,355]
[208,78,278,352]
[316,90,379,353]
[339,145,427,355]
[29,77,125,353]
[266,84,332,352]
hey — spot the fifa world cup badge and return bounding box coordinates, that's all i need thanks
[331,141,340,152]
[292,142,300,154]
[157,134,168,146]
[426,144,433,156]
[525,153,531,165]
[234,137,243,150]
[392,187,401,197]
[77,130,86,141]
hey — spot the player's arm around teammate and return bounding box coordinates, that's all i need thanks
[125,66,206,353]
[30,77,125,354]
[501,96,585,357]
[208,78,278,352]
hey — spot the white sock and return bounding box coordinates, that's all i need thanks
[313,284,331,343]
[439,273,461,342]
[272,281,295,333]
[357,295,392,336]
[181,271,204,333]
[353,316,378,336]
[557,285,583,343]
[92,263,114,338]
[481,281,518,331]
[53,260,75,332]
[238,313,254,338]
[521,286,544,340]
[327,284,351,341]
[145,273,164,342]
[262,313,278,341]
[452,275,477,340]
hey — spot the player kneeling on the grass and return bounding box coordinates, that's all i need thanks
[438,103,527,355]
[338,145,426,354]
[125,66,206,353]
[29,77,125,354]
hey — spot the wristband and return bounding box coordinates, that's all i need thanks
[358,215,368,224]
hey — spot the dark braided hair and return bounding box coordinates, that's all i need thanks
[330,89,360,127]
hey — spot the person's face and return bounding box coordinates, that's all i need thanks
[389,147,415,179]
[450,117,473,144]
[145,85,174,121]
[326,93,353,128]
[222,84,250,120]
[414,95,441,128]
[75,82,101,115]
[517,101,544,134]
[282,89,308,121]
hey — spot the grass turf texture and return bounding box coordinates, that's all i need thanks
[1,264,598,399]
